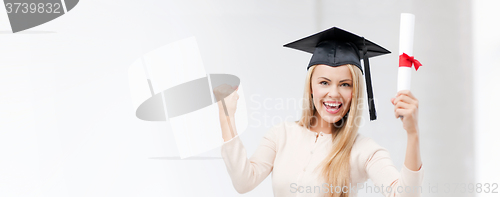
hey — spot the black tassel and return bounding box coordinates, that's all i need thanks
[362,38,377,121]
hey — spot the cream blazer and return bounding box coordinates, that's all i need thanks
[221,121,424,197]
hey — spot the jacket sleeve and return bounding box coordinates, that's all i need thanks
[220,123,281,194]
[364,138,424,197]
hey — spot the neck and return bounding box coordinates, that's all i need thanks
[310,112,334,134]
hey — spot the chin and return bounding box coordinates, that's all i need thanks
[320,112,343,124]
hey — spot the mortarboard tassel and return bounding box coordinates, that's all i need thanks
[362,38,377,121]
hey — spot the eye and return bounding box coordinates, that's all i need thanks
[320,81,329,85]
[340,83,351,87]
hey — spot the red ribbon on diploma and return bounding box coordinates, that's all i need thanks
[399,53,422,71]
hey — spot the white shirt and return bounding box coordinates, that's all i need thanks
[221,121,424,197]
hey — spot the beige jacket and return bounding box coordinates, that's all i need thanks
[221,121,424,197]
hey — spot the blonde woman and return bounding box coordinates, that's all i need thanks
[214,27,423,197]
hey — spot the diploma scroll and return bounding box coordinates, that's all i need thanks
[397,13,415,92]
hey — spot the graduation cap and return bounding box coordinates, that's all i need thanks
[284,27,391,121]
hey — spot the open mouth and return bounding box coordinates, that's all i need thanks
[323,102,342,114]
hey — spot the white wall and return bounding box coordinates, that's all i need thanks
[0,0,316,196]
[0,0,484,196]
[473,0,500,196]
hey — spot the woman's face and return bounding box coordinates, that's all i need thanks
[311,64,353,125]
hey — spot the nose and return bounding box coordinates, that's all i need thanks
[327,86,341,98]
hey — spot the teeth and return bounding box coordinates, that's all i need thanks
[324,102,340,107]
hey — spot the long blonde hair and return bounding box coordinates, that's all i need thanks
[296,64,365,197]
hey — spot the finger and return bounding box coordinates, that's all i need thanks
[229,91,239,100]
[395,108,409,118]
[394,94,417,106]
[396,90,416,100]
[396,108,413,118]
[395,108,401,118]
[400,94,418,108]
[391,97,395,105]
[217,84,232,90]
[394,95,412,105]
[221,88,238,98]
[396,90,410,97]
[213,84,233,95]
[395,101,412,109]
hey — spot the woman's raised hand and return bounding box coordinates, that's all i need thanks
[391,90,419,135]
[213,84,239,117]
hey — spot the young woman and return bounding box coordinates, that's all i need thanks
[214,27,423,197]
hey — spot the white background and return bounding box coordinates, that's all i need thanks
[0,0,498,196]
[473,0,500,197]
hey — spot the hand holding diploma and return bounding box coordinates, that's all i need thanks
[391,90,419,135]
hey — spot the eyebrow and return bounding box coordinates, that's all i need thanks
[318,77,352,83]
[318,77,331,82]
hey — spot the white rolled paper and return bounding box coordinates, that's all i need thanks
[397,13,415,92]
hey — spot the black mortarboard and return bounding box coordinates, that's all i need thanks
[284,27,391,121]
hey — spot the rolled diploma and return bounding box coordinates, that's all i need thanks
[397,13,415,91]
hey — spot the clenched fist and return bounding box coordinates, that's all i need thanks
[213,84,239,117]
